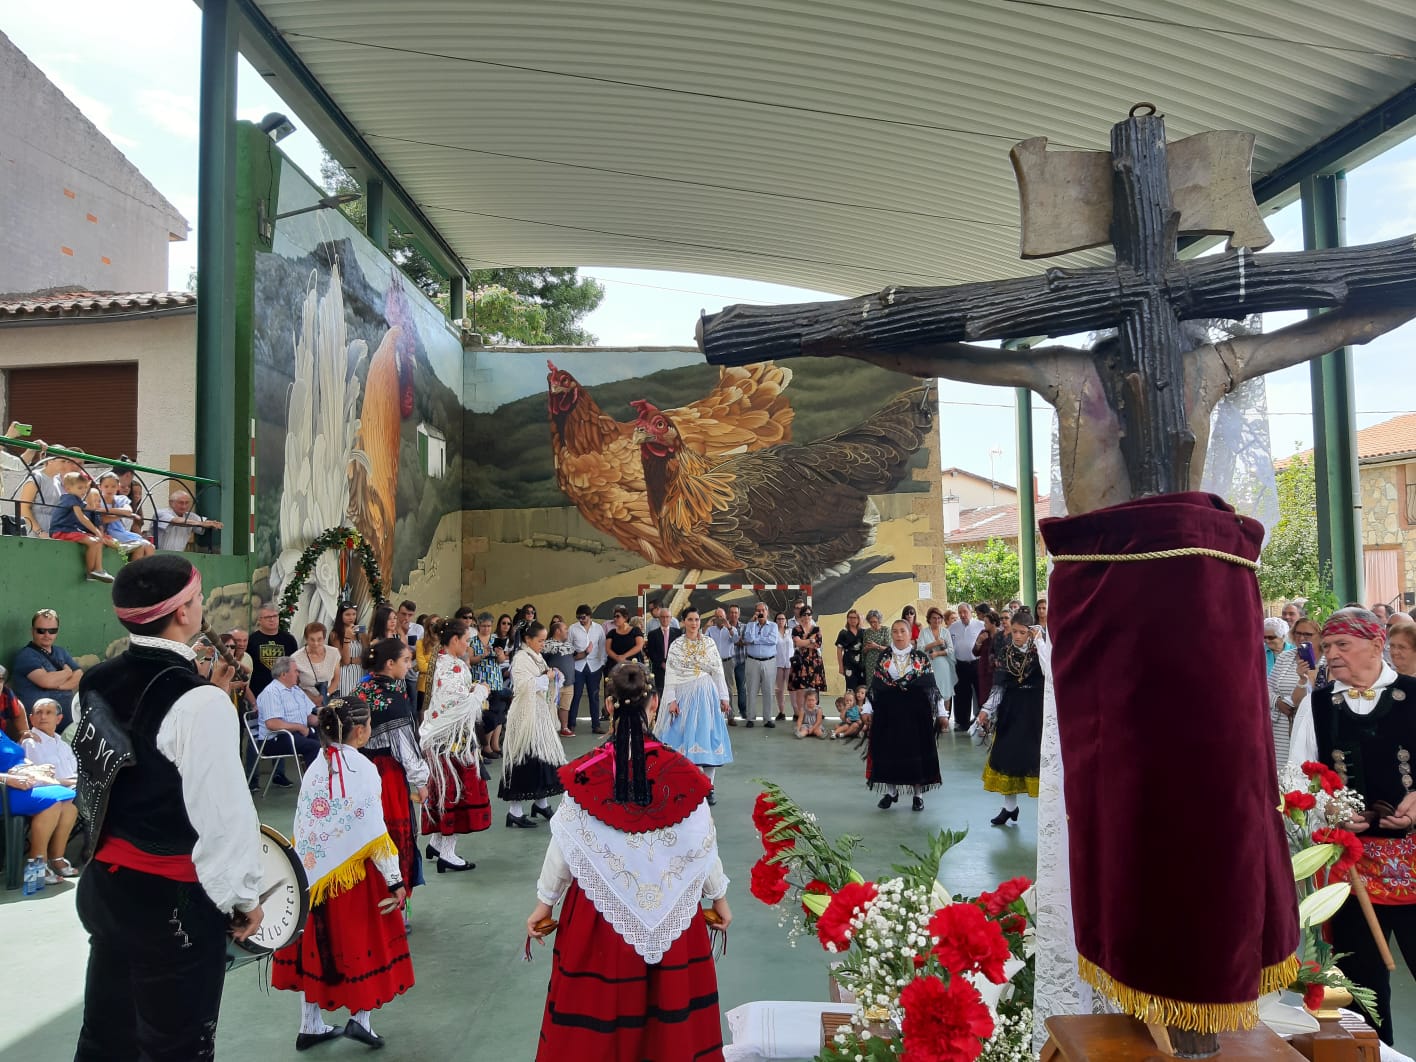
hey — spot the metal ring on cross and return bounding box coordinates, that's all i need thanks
[1129,102,1158,117]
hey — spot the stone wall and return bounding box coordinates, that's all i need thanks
[1359,460,1416,598]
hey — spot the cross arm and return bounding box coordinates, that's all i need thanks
[841,341,1082,402]
[1220,302,1416,385]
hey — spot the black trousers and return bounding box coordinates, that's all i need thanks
[75,862,229,1061]
[953,660,979,729]
[1332,892,1416,1045]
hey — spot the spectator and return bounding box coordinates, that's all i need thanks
[414,613,441,715]
[1280,601,1304,628]
[706,608,739,714]
[643,603,681,697]
[726,604,748,717]
[0,665,27,742]
[544,619,578,736]
[773,611,793,722]
[154,488,222,552]
[974,609,1004,706]
[901,605,921,642]
[788,607,827,723]
[0,727,78,885]
[1267,614,1322,767]
[11,609,81,732]
[510,603,538,649]
[860,609,891,684]
[255,656,321,788]
[329,602,367,699]
[47,470,117,582]
[16,449,82,536]
[832,694,864,740]
[224,627,256,712]
[1034,596,1048,632]
[397,599,423,700]
[567,604,607,735]
[290,621,338,706]
[788,598,807,631]
[112,464,146,536]
[948,603,985,732]
[1263,617,1290,673]
[917,607,956,720]
[372,604,399,642]
[835,609,865,697]
[1388,620,1416,677]
[740,601,778,726]
[795,689,825,738]
[1,423,48,529]
[94,471,154,560]
[606,605,647,680]
[644,599,680,633]
[1372,602,1392,624]
[247,605,297,698]
[21,699,76,785]
[491,613,515,690]
[471,612,510,756]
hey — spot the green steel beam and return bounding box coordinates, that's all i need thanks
[1015,385,1036,606]
[366,177,388,252]
[1300,173,1363,605]
[196,0,237,552]
[449,274,466,323]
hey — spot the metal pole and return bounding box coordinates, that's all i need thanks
[1300,173,1363,604]
[1016,385,1037,605]
[196,0,237,552]
[366,177,388,252]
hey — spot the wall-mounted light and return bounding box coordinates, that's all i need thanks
[259,112,296,142]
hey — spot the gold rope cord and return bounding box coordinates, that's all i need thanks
[1051,547,1259,572]
[1078,954,1300,1034]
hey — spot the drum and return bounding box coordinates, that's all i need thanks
[226,824,310,972]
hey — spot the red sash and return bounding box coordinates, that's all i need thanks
[94,836,199,882]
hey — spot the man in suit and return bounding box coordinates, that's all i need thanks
[645,604,682,694]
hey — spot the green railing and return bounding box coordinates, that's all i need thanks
[0,437,220,485]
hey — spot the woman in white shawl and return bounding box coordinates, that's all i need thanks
[497,621,568,828]
[419,618,491,872]
[653,607,732,805]
[272,695,412,1052]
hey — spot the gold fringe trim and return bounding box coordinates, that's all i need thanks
[307,833,400,908]
[1051,547,1258,572]
[981,764,1040,798]
[1077,953,1297,1034]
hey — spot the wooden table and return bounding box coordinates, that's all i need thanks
[1042,1016,1310,1062]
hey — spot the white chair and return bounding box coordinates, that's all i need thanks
[243,712,300,798]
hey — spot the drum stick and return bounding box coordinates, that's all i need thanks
[1347,867,1395,971]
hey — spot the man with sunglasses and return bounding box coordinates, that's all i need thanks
[10,608,82,733]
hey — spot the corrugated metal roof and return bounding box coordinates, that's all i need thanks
[245,0,1416,294]
[0,290,197,320]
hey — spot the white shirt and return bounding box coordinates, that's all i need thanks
[949,619,986,662]
[22,729,77,782]
[128,634,263,914]
[154,507,209,551]
[774,628,793,668]
[568,619,607,672]
[1288,662,1397,768]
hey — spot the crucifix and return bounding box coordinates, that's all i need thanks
[698,105,1416,1058]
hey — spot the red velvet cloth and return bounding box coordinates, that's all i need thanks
[1039,492,1298,1024]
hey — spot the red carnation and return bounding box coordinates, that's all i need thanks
[977,876,1031,916]
[1283,790,1317,815]
[815,881,878,952]
[344,537,355,549]
[999,913,1028,936]
[900,974,995,1062]
[1303,981,1327,1012]
[748,856,789,906]
[1312,827,1365,882]
[801,879,832,919]
[752,792,783,836]
[929,903,1012,984]
[1301,761,1345,795]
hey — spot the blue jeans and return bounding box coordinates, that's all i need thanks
[570,666,602,730]
[733,659,747,715]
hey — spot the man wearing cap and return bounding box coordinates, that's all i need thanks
[1289,607,1416,1045]
[72,554,264,1061]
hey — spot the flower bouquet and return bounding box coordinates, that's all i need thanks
[750,781,1035,1062]
[1277,761,1377,1019]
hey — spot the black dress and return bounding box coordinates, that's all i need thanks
[865,650,940,791]
[982,641,1044,798]
[835,627,864,691]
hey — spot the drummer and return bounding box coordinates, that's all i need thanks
[73,554,265,1061]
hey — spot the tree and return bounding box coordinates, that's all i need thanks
[319,153,605,343]
[1258,453,1326,606]
[944,538,1048,609]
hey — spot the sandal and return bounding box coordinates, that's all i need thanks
[49,857,79,878]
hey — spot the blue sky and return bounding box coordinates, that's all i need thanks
[7,0,1416,489]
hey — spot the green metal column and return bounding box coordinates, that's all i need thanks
[1016,386,1037,605]
[449,275,466,324]
[196,0,237,552]
[1300,173,1363,605]
[366,178,388,252]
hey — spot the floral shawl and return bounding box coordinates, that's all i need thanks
[294,743,399,906]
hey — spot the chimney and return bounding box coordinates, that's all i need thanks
[943,492,961,534]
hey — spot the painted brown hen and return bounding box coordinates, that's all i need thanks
[632,383,934,582]
[546,360,794,565]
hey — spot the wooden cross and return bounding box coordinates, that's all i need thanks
[697,106,1416,514]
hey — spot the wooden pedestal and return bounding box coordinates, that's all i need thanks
[1042,1016,1309,1062]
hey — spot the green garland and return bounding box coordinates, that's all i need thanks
[277,526,388,632]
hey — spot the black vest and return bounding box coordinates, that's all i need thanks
[1312,675,1416,839]
[76,645,206,858]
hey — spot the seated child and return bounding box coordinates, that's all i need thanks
[795,689,825,739]
[832,694,864,739]
[95,471,154,560]
[48,471,116,583]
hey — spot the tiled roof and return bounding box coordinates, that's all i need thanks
[946,496,1053,547]
[0,290,196,321]
[1280,413,1416,467]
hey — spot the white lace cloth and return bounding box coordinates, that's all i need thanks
[537,795,727,963]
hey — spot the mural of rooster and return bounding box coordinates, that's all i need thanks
[631,384,934,582]
[547,361,794,564]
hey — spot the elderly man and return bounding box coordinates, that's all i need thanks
[740,601,779,726]
[706,608,740,716]
[154,488,222,552]
[643,604,681,696]
[11,608,82,732]
[1281,601,1304,628]
[254,656,320,789]
[1289,607,1416,1046]
[948,603,985,732]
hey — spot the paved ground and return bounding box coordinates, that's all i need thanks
[4,721,1412,1060]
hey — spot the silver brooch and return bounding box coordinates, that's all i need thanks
[1394,689,1407,702]
[1333,693,1345,705]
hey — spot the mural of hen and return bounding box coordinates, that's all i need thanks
[631,384,934,582]
[546,361,794,565]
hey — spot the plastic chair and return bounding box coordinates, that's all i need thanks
[243,714,300,798]
[1,783,29,890]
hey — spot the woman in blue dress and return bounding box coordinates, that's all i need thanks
[653,608,732,805]
[0,730,78,885]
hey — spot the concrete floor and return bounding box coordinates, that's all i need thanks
[5,724,1413,1060]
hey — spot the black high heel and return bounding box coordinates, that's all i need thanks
[436,857,475,873]
[530,803,555,820]
[989,807,1020,827]
[424,844,437,860]
[506,812,538,828]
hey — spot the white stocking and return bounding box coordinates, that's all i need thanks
[1003,793,1019,812]
[351,1009,374,1033]
[433,833,466,865]
[887,785,899,798]
[508,801,525,818]
[702,766,716,783]
[534,797,550,810]
[300,995,333,1035]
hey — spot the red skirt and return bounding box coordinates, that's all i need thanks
[421,755,491,835]
[271,866,414,1012]
[370,753,420,892]
[536,881,724,1062]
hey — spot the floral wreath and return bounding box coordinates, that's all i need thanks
[276,526,388,632]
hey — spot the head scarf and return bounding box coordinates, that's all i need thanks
[1321,610,1385,646]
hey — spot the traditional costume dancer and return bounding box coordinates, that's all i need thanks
[654,607,732,806]
[863,620,943,811]
[499,622,567,828]
[528,662,731,1062]
[355,639,429,909]
[273,695,413,1051]
[1289,608,1416,1045]
[419,618,491,872]
[978,608,1045,826]
[74,555,264,1061]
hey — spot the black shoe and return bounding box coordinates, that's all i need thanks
[436,857,475,873]
[295,1027,343,1051]
[763,720,775,728]
[342,1019,385,1050]
[990,807,1020,827]
[912,796,925,812]
[775,713,786,721]
[591,727,606,735]
[530,803,555,820]
[877,792,898,810]
[506,812,538,828]
[424,844,438,860]
[706,788,716,806]
[272,776,294,789]
[745,720,755,728]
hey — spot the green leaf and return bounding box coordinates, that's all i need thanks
[1292,843,1341,881]
[803,892,832,916]
[1299,883,1351,928]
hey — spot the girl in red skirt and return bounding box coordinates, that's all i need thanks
[526,662,733,1062]
[419,617,491,872]
[273,694,413,1051]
